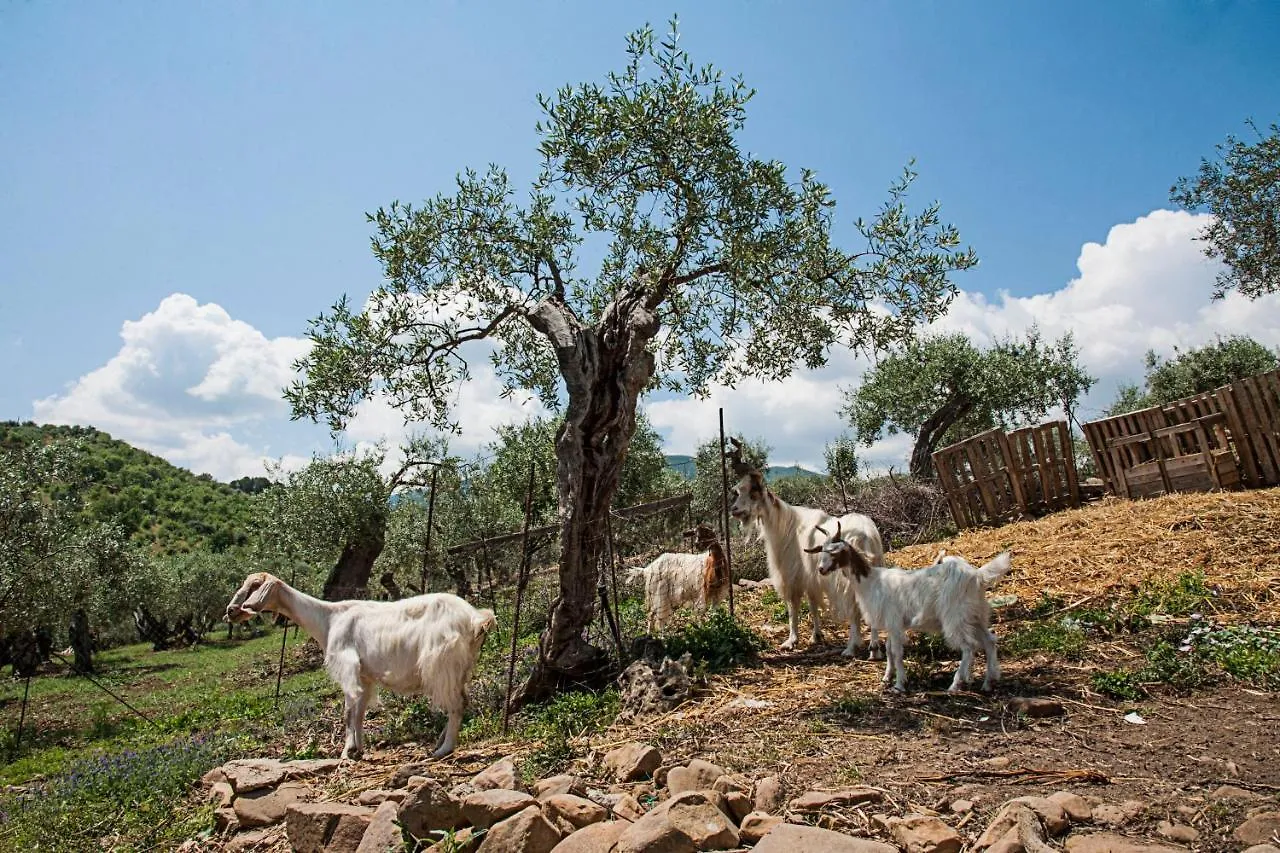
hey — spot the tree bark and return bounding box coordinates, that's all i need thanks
[910,394,974,480]
[321,529,386,601]
[69,608,94,675]
[516,293,658,707]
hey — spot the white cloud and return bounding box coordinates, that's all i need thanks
[32,292,546,481]
[646,209,1280,472]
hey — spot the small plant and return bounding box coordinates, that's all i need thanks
[1028,591,1067,618]
[829,692,874,718]
[520,689,620,780]
[1004,620,1087,659]
[1131,572,1214,617]
[1091,668,1143,701]
[661,608,764,672]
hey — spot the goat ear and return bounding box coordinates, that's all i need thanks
[241,574,278,613]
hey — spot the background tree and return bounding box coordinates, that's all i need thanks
[256,437,447,599]
[286,21,977,702]
[1171,119,1280,300]
[692,434,768,523]
[846,327,1094,478]
[1105,335,1279,415]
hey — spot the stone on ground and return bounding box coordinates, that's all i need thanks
[462,788,538,829]
[285,802,374,853]
[549,821,627,853]
[397,776,465,837]
[614,790,739,852]
[889,814,963,853]
[602,742,663,783]
[355,800,406,853]
[540,793,608,834]
[476,805,562,853]
[472,757,522,792]
[752,823,899,853]
[1235,813,1280,848]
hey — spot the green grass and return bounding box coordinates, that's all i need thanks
[660,608,765,673]
[1004,620,1089,659]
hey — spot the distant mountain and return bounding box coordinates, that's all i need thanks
[663,454,822,481]
[0,422,255,554]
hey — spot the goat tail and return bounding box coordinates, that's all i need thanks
[472,608,498,638]
[975,552,1013,587]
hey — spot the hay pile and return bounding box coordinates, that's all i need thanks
[891,488,1280,618]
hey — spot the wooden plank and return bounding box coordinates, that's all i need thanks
[1246,371,1280,484]
[1233,376,1280,485]
[1217,384,1261,488]
[932,447,972,529]
[1057,420,1082,507]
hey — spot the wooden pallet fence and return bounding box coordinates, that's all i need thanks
[1082,367,1280,499]
[932,421,1081,530]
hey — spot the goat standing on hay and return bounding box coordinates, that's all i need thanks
[726,439,886,656]
[224,572,496,760]
[628,524,731,633]
[807,522,1011,692]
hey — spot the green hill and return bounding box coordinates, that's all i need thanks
[0,422,256,554]
[664,454,822,481]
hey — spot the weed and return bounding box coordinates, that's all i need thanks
[1091,668,1143,701]
[1131,572,1214,616]
[661,608,764,672]
[1004,620,1088,659]
[1028,591,1067,618]
[828,692,874,718]
[519,689,620,780]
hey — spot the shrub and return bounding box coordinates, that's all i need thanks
[661,608,764,672]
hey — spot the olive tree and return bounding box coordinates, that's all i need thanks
[286,21,977,702]
[1172,119,1280,300]
[1106,335,1279,415]
[846,327,1094,478]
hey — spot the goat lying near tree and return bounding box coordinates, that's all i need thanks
[628,524,731,633]
[726,440,886,656]
[224,572,496,759]
[807,522,1011,693]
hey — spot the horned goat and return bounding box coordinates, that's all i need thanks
[628,524,731,633]
[726,439,886,656]
[224,573,496,760]
[807,522,1011,693]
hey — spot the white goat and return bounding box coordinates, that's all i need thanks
[728,462,885,656]
[628,524,731,634]
[807,523,1011,693]
[224,573,496,760]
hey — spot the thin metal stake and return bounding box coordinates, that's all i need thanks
[503,462,538,733]
[12,674,31,757]
[718,408,735,617]
[275,564,299,709]
[604,512,623,643]
[419,466,438,595]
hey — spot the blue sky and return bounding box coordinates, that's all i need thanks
[2,1,1278,478]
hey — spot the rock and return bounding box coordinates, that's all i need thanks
[981,756,1013,770]
[612,793,647,822]
[1211,784,1264,802]
[550,821,627,853]
[202,766,229,785]
[398,776,465,837]
[288,758,346,778]
[463,789,539,829]
[654,764,674,789]
[1091,800,1147,827]
[357,789,407,806]
[535,775,588,800]
[723,791,753,824]
[753,823,899,852]
[1243,846,1280,853]
[789,787,886,812]
[602,742,662,783]
[711,774,752,796]
[208,780,235,808]
[356,800,406,853]
[215,805,240,834]
[975,803,1048,852]
[950,800,974,815]
[450,782,479,801]
[219,759,290,794]
[740,811,784,844]
[1235,813,1280,847]
[390,762,433,789]
[889,815,963,853]
[225,829,279,852]
[472,757,522,792]
[541,794,608,835]
[614,790,740,852]
[1007,797,1071,835]
[285,802,374,853]
[477,805,562,853]
[1008,697,1065,718]
[754,776,785,814]
[1064,833,1185,853]
[1155,820,1199,844]
[1047,791,1093,823]
[617,654,695,722]
[233,782,311,828]
[666,759,727,795]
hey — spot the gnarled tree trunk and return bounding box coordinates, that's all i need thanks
[910,394,974,480]
[517,293,657,707]
[322,530,386,601]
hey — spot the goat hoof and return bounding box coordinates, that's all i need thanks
[780,639,797,651]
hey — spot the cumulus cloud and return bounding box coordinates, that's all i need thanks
[646,209,1280,472]
[34,294,317,480]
